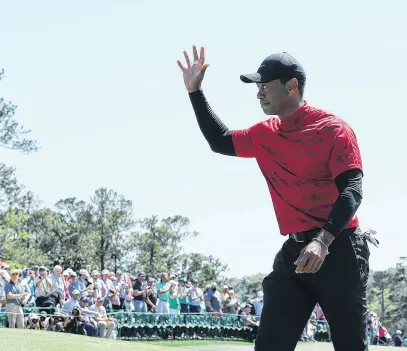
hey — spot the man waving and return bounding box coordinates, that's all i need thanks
[178,46,369,351]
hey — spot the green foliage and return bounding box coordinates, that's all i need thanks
[226,273,264,298]
[180,253,229,286]
[367,266,407,332]
[0,187,229,281]
[0,70,38,153]
[88,188,135,271]
[130,215,198,277]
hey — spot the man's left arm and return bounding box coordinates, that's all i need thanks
[315,121,363,247]
[314,169,363,247]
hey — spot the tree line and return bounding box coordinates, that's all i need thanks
[367,263,407,332]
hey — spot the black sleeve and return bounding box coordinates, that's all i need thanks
[189,90,236,156]
[323,169,363,237]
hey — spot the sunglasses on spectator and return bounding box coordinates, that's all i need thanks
[11,273,19,276]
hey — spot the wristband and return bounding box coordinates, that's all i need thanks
[312,238,329,254]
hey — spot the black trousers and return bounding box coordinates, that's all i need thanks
[180,304,189,314]
[255,227,369,351]
[189,305,201,313]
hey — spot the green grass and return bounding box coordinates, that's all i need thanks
[0,329,384,350]
[144,340,250,348]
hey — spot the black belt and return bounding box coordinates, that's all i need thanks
[288,229,321,243]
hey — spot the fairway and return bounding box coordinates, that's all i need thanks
[0,329,383,351]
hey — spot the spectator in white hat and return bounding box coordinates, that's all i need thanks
[62,289,81,314]
[393,330,403,347]
[89,297,117,338]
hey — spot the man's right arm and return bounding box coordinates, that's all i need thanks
[179,46,255,158]
[189,90,236,156]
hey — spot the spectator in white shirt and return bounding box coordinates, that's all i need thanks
[62,289,81,314]
[89,297,116,338]
[91,270,107,302]
[101,270,115,310]
[49,265,66,292]
[252,291,264,319]
[34,266,52,307]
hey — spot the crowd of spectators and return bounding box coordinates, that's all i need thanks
[0,260,331,344]
[365,311,407,347]
[0,261,266,340]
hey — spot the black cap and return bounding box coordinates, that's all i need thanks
[240,52,306,84]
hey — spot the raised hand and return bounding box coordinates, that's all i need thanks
[177,45,209,93]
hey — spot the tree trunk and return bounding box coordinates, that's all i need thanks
[100,234,104,269]
[381,282,385,316]
[149,228,155,267]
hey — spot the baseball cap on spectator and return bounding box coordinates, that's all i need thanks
[191,279,198,284]
[10,268,20,275]
[101,269,109,275]
[79,296,88,302]
[91,270,100,276]
[97,297,105,302]
[62,270,69,276]
[79,269,89,276]
[70,272,77,277]
[147,278,156,283]
[32,265,39,270]
[71,289,80,295]
[39,266,46,270]
[138,272,146,277]
[116,270,122,275]
[240,52,306,84]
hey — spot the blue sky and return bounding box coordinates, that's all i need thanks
[0,1,405,277]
